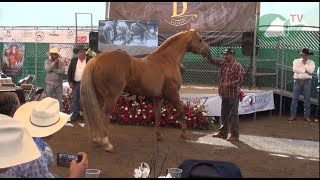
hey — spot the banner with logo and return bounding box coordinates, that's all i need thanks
[2,43,25,76]
[180,90,274,116]
[110,2,258,33]
[0,30,89,43]
[259,2,319,32]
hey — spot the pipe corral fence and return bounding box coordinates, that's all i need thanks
[0,27,319,115]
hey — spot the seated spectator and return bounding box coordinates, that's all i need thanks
[0,94,88,178]
[0,92,53,167]
[0,92,20,117]
[0,115,41,175]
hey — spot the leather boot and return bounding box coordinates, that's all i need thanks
[212,131,228,139]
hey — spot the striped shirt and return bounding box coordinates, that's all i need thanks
[210,58,244,98]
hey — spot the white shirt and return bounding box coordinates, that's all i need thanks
[292,58,315,80]
[317,67,319,83]
[74,58,86,82]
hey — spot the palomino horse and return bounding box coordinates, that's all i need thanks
[80,29,211,152]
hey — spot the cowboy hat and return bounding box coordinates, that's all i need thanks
[46,47,60,56]
[73,45,88,54]
[222,48,235,55]
[13,97,71,138]
[299,48,314,56]
[0,114,41,169]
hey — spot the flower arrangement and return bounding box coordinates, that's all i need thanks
[62,94,215,130]
[62,88,72,114]
[110,96,215,130]
[133,162,151,178]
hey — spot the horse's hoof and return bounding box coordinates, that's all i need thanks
[104,145,114,153]
[92,137,102,145]
[180,134,188,140]
[157,135,163,141]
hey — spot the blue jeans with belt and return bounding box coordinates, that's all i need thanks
[70,81,81,120]
[290,79,312,117]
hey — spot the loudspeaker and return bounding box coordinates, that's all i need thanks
[242,32,258,56]
[89,31,98,50]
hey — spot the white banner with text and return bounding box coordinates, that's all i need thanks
[180,91,275,116]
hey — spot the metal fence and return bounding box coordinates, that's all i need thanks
[0,30,319,101]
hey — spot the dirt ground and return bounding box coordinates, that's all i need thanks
[47,111,319,178]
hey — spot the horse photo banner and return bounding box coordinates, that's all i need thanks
[2,43,25,76]
[109,2,258,33]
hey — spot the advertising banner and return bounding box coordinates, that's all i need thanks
[2,43,25,76]
[0,30,89,43]
[180,91,275,116]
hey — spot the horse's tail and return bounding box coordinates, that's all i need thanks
[80,58,107,139]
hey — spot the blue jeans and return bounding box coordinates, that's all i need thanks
[317,87,320,118]
[290,79,312,117]
[70,81,81,120]
[219,97,240,136]
[46,83,63,112]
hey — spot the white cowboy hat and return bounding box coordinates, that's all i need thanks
[46,46,60,56]
[0,114,41,169]
[13,97,71,138]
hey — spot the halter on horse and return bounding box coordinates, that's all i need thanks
[80,29,212,152]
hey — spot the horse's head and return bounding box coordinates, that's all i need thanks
[187,29,212,59]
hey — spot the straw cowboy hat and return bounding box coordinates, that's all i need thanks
[73,45,88,54]
[13,97,71,138]
[46,46,60,56]
[299,48,314,56]
[0,114,41,169]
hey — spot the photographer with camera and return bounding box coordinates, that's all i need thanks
[0,92,88,178]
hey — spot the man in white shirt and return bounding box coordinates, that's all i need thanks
[288,48,315,122]
[67,45,90,122]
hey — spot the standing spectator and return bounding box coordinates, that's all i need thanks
[209,48,244,141]
[44,47,65,112]
[316,66,319,122]
[68,45,90,122]
[288,48,315,122]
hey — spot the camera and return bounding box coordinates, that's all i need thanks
[57,153,82,168]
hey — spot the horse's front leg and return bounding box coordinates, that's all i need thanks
[168,93,188,139]
[153,97,163,141]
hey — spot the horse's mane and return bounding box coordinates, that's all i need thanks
[155,31,189,53]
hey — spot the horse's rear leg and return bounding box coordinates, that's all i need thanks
[100,97,118,152]
[168,93,188,139]
[153,97,163,141]
[92,93,107,146]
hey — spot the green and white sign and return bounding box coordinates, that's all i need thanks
[259,2,319,34]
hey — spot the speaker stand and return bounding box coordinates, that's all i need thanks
[242,56,260,90]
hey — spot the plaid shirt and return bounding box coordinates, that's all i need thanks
[210,58,244,98]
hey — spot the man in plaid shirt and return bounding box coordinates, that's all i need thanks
[209,48,244,141]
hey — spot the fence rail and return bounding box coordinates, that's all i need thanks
[0,30,319,105]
